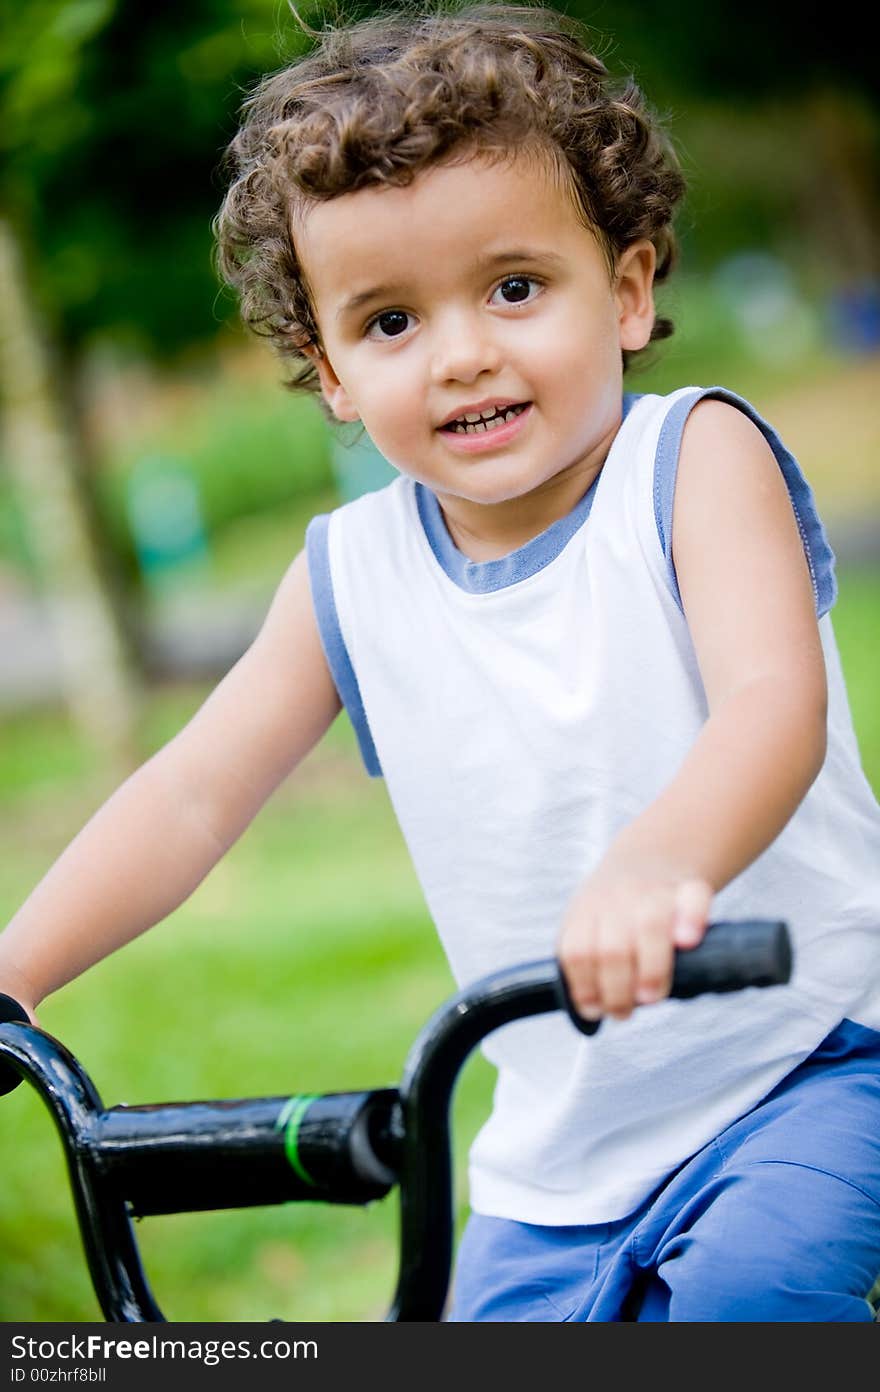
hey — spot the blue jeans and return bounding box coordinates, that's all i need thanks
[448,1018,880,1321]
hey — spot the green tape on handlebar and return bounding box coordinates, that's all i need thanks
[276,1094,320,1188]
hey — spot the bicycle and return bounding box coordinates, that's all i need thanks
[0,919,792,1322]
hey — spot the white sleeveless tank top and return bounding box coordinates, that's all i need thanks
[306,386,880,1224]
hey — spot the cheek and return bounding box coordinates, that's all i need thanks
[365,361,422,421]
[560,312,622,395]
[354,378,423,455]
[526,302,612,370]
[324,350,384,420]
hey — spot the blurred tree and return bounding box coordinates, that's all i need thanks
[568,0,876,104]
[0,217,140,765]
[0,0,142,770]
[4,1,303,360]
[0,1,305,761]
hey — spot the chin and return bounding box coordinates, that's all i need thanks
[445,478,530,507]
[468,468,556,507]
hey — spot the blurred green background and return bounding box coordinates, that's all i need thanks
[0,0,878,1321]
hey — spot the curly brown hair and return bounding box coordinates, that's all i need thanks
[214,1,686,402]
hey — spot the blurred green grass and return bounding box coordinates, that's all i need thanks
[0,562,878,1320]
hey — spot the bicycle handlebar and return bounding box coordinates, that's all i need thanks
[0,918,792,1321]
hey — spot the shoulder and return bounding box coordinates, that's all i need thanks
[674,397,788,528]
[306,476,421,600]
[179,548,342,794]
[671,395,802,592]
[670,396,827,714]
[643,385,834,619]
[673,396,800,554]
[306,474,411,561]
[678,394,773,462]
[313,474,410,529]
[253,549,333,674]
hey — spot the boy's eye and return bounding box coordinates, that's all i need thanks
[365,310,413,341]
[491,275,541,306]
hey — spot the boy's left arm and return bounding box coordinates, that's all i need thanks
[559,400,828,1021]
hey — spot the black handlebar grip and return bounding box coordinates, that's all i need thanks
[670,919,791,999]
[0,993,30,1096]
[559,919,792,1036]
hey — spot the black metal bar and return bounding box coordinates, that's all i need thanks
[386,960,560,1321]
[0,1023,165,1321]
[96,1090,399,1216]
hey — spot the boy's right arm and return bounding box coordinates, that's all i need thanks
[0,550,341,1017]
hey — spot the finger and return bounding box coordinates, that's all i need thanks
[595,923,637,1019]
[558,924,602,1020]
[633,917,675,1004]
[631,889,675,1004]
[672,878,713,948]
[564,949,602,1020]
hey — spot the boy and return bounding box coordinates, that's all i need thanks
[3,3,880,1320]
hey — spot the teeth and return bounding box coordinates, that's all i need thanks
[449,404,526,434]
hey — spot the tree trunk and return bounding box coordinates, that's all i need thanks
[0,216,142,771]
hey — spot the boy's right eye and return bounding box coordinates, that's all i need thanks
[364,310,413,341]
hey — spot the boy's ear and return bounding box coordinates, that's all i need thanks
[615,240,657,352]
[301,344,360,423]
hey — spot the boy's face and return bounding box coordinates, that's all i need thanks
[296,150,655,509]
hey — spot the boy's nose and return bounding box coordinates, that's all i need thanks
[430,315,502,385]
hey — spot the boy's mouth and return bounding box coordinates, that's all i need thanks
[440,402,531,435]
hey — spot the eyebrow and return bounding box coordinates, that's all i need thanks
[334,247,566,322]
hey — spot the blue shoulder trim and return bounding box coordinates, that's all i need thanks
[654,387,838,619]
[305,514,383,778]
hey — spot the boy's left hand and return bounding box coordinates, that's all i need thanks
[557,866,714,1022]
